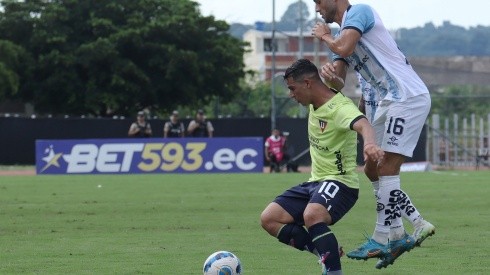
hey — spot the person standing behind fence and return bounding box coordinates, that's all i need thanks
[312,0,435,269]
[187,109,214,137]
[128,111,152,138]
[163,110,185,138]
[476,137,489,170]
[265,129,290,172]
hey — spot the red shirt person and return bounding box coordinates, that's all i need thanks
[265,129,289,172]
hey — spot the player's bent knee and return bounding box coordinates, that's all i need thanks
[259,209,272,230]
[260,203,289,234]
[303,204,331,227]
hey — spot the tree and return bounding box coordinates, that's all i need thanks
[213,75,306,119]
[396,22,490,57]
[215,80,272,118]
[0,0,246,116]
[468,26,490,56]
[278,0,310,31]
[431,85,490,118]
[0,40,30,101]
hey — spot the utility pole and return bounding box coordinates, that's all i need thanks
[298,0,307,117]
[271,0,276,131]
[298,0,304,59]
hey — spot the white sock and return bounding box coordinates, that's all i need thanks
[389,215,406,241]
[398,189,423,225]
[373,175,403,245]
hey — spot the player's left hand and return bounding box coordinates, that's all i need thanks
[363,143,384,162]
[312,22,331,40]
[320,62,337,82]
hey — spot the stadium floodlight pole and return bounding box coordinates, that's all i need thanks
[271,0,277,131]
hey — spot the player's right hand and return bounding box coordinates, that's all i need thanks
[312,22,331,40]
[363,144,384,163]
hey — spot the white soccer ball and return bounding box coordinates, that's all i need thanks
[203,251,242,275]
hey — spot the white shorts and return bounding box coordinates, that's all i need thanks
[372,94,431,157]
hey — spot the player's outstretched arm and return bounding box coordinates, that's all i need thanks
[352,117,384,162]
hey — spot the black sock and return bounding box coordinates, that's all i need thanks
[277,224,316,254]
[308,222,341,272]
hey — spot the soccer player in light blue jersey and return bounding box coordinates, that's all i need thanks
[311,0,435,269]
[260,59,384,275]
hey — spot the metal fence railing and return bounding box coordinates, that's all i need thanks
[427,113,490,169]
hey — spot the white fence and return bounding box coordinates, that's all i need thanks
[427,113,490,169]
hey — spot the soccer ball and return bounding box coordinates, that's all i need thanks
[203,250,242,275]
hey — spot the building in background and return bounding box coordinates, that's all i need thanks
[242,28,361,98]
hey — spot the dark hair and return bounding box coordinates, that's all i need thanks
[283,59,320,81]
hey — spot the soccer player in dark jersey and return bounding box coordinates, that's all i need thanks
[260,59,383,275]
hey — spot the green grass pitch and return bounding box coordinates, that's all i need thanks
[1,171,489,274]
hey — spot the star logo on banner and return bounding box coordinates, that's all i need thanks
[41,145,63,172]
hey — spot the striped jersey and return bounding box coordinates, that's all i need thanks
[333,4,429,102]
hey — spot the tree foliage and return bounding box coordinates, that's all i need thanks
[0,0,246,116]
[0,39,30,101]
[397,22,490,57]
[216,81,272,118]
[431,85,490,118]
[215,75,306,119]
[278,0,310,31]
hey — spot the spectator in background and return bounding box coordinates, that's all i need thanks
[265,129,290,172]
[476,137,489,170]
[128,111,152,138]
[163,110,185,138]
[187,109,214,137]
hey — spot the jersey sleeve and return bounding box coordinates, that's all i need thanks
[334,100,365,131]
[332,5,375,66]
[343,4,375,35]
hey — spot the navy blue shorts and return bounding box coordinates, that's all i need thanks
[273,180,359,225]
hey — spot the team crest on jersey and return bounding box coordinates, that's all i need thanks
[319,120,327,133]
